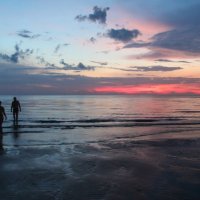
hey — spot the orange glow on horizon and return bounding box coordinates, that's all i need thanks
[93,84,200,95]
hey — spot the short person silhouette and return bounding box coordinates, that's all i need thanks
[11,97,21,122]
[0,101,7,150]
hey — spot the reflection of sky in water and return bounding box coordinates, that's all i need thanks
[2,95,200,119]
[1,95,200,147]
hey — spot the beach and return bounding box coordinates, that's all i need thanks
[0,95,200,200]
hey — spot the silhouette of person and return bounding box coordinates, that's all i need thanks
[11,97,21,123]
[0,101,7,151]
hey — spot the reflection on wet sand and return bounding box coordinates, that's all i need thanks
[0,133,3,152]
[13,121,20,139]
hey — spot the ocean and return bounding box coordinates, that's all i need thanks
[0,95,200,200]
[1,95,200,146]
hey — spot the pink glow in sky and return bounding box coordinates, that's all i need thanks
[93,84,200,95]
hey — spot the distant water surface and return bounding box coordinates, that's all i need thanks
[1,95,200,147]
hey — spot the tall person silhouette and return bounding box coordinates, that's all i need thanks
[11,97,21,123]
[0,101,7,151]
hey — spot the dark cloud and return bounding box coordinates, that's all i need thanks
[54,44,61,53]
[129,66,182,72]
[107,28,141,43]
[17,30,40,39]
[155,59,191,63]
[127,49,178,60]
[178,60,191,64]
[0,44,33,63]
[123,27,200,59]
[75,6,110,24]
[88,6,110,24]
[124,42,150,48]
[111,65,182,72]
[54,43,70,53]
[151,28,200,53]
[119,1,200,57]
[90,61,107,66]
[124,27,200,53]
[37,57,95,71]
[0,63,100,94]
[36,56,59,69]
[155,59,176,63]
[75,15,87,22]
[0,54,12,63]
[89,37,96,43]
[60,59,95,71]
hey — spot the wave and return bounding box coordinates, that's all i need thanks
[178,110,200,113]
[3,117,200,131]
[34,117,182,124]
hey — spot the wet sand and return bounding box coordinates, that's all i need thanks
[0,135,199,200]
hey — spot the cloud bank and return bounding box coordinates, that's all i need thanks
[0,63,199,95]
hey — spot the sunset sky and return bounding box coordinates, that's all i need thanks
[1,0,200,95]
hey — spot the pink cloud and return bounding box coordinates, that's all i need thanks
[108,6,170,37]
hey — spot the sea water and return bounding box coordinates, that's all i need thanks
[1,95,200,147]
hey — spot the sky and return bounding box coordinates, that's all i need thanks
[1,0,200,95]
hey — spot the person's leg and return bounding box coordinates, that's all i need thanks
[13,112,16,121]
[0,122,2,134]
[16,111,19,122]
[0,122,3,150]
